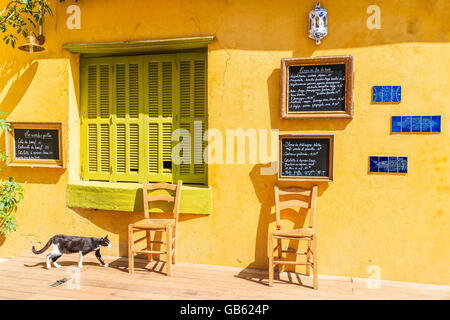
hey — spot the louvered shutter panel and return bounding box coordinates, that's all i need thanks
[175,52,207,184]
[81,58,113,181]
[143,55,176,182]
[111,56,144,182]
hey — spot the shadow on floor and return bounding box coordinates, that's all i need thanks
[23,254,169,276]
[235,267,314,289]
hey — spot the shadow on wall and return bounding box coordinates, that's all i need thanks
[0,58,65,188]
[0,61,38,116]
[236,164,329,284]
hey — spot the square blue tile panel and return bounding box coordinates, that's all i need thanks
[431,116,441,132]
[391,86,402,102]
[370,157,379,172]
[382,86,392,102]
[397,157,408,173]
[372,86,383,102]
[412,116,421,132]
[392,116,402,132]
[378,157,389,173]
[401,116,411,132]
[421,116,432,132]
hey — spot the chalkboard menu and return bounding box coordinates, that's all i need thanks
[279,134,334,181]
[6,122,64,168]
[281,56,354,119]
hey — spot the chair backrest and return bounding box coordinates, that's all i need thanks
[142,180,183,223]
[274,184,318,230]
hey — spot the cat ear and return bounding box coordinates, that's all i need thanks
[105,235,108,239]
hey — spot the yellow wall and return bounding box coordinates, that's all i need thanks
[0,0,448,285]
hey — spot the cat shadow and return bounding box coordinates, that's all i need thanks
[24,260,105,269]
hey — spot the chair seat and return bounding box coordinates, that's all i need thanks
[273,228,314,238]
[131,218,175,229]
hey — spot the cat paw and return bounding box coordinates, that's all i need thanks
[46,265,51,269]
[103,264,109,268]
[53,263,61,268]
[78,265,83,269]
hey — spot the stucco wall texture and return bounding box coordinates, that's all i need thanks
[0,0,448,285]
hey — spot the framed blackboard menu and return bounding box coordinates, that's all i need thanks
[6,122,65,168]
[279,134,334,181]
[281,56,354,119]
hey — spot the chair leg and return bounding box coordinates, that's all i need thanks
[312,234,318,290]
[172,225,176,264]
[277,238,282,272]
[146,230,152,262]
[306,239,312,276]
[166,227,172,276]
[268,233,274,287]
[128,225,134,274]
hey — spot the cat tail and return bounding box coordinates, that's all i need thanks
[32,238,53,254]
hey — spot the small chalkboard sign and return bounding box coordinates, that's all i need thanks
[281,56,354,119]
[279,134,334,181]
[6,122,65,168]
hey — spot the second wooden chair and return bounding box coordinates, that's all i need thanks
[268,184,319,289]
[128,180,182,276]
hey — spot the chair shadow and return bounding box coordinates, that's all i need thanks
[235,267,314,289]
[106,254,168,275]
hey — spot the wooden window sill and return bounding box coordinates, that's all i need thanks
[66,181,212,215]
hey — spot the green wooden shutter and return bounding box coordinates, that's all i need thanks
[175,52,207,184]
[81,58,113,181]
[143,54,176,183]
[111,56,144,182]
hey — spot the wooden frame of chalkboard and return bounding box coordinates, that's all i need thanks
[278,134,334,181]
[5,122,65,168]
[280,55,354,119]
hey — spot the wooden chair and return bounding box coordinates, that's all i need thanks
[268,184,319,289]
[128,180,182,276]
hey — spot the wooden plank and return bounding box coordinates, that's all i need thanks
[278,187,311,196]
[147,194,175,202]
[278,199,310,209]
[273,261,312,265]
[146,182,177,191]
[0,255,448,300]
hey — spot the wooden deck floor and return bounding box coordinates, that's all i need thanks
[0,253,448,300]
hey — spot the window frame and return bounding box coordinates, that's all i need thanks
[79,50,208,185]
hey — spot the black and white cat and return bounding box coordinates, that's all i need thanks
[32,234,111,269]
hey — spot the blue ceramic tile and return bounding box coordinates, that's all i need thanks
[421,116,431,132]
[401,116,411,132]
[370,157,379,172]
[392,86,402,102]
[388,157,398,173]
[379,157,388,173]
[392,116,402,132]
[372,86,383,102]
[412,116,421,132]
[431,116,441,132]
[398,157,408,173]
[382,86,392,102]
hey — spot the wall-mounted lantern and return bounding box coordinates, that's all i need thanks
[18,31,45,53]
[18,5,45,53]
[308,2,328,45]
